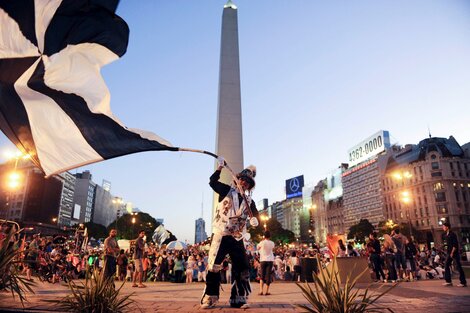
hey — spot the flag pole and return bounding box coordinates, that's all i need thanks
[177,148,254,218]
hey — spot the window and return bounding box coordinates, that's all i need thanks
[432,162,439,170]
[431,154,437,160]
[435,192,446,202]
[433,182,444,191]
[431,172,442,177]
[450,162,454,170]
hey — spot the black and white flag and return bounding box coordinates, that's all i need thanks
[0,0,176,176]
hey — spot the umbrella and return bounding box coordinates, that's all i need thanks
[166,241,187,251]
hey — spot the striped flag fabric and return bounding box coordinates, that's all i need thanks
[0,0,176,177]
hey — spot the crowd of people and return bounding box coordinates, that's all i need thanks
[0,222,467,290]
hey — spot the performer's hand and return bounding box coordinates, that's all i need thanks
[217,156,225,168]
[250,217,259,227]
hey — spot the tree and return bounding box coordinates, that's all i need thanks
[84,222,107,239]
[347,219,374,244]
[108,212,159,241]
[249,218,296,244]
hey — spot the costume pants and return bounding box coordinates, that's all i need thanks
[204,235,251,307]
[444,254,467,285]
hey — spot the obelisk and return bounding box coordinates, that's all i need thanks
[213,0,244,219]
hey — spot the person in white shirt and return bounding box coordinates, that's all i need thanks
[257,231,275,295]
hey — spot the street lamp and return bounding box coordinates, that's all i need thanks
[392,170,414,239]
[400,190,413,239]
[260,215,269,231]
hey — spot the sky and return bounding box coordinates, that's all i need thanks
[1,0,470,243]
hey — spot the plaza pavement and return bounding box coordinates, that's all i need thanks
[0,279,469,313]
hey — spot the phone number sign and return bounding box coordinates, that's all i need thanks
[348,130,390,167]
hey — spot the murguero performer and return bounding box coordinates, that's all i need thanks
[200,157,260,309]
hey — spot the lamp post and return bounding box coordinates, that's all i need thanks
[391,170,414,239]
[261,215,269,231]
[131,212,138,238]
[400,190,413,239]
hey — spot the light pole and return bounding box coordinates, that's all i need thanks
[131,212,138,238]
[391,170,414,239]
[261,215,269,231]
[400,190,413,240]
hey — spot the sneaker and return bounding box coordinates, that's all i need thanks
[442,282,452,286]
[240,303,250,309]
[457,284,467,287]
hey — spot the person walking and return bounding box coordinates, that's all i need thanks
[257,230,275,295]
[200,159,259,309]
[132,230,146,288]
[103,229,120,281]
[442,222,467,287]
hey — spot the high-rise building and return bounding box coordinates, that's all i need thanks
[312,179,327,245]
[213,0,244,219]
[195,218,207,244]
[73,171,96,223]
[342,153,392,231]
[93,183,115,227]
[0,159,62,225]
[57,171,76,226]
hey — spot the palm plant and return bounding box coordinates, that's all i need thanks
[296,256,396,313]
[0,227,35,305]
[54,265,137,313]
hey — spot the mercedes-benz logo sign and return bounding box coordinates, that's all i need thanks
[290,178,300,192]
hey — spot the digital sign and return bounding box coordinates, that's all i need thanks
[286,175,304,199]
[348,130,390,167]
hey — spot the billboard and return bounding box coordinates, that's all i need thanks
[286,175,304,199]
[348,130,390,167]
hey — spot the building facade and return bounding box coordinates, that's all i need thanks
[382,136,470,247]
[92,184,115,227]
[342,156,387,230]
[312,179,327,245]
[73,171,96,223]
[57,171,76,226]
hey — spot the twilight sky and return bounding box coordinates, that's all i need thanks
[1,0,470,243]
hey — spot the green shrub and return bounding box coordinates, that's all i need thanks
[296,256,396,313]
[0,227,35,305]
[55,266,137,313]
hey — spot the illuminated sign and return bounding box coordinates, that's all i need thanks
[286,175,304,199]
[342,158,377,177]
[348,130,390,167]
